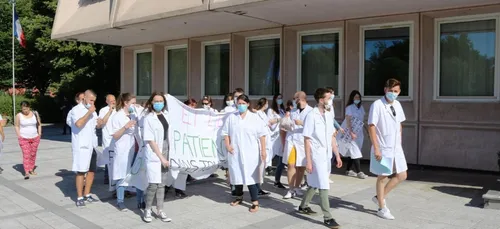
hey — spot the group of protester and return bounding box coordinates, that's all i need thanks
[0,77,408,228]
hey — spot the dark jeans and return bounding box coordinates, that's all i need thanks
[346,158,361,173]
[62,123,70,134]
[232,184,259,202]
[274,156,285,183]
[104,164,109,179]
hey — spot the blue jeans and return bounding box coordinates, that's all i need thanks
[274,156,285,183]
[116,179,125,203]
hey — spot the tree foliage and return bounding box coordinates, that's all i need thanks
[0,0,120,120]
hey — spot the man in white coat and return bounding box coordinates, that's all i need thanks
[68,90,104,207]
[282,91,312,199]
[298,88,341,228]
[367,78,407,220]
[98,94,116,185]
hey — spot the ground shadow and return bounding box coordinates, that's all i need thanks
[54,168,110,203]
[78,0,105,7]
[12,164,38,177]
[431,186,487,208]
[40,124,72,143]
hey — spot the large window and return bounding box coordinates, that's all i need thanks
[247,38,280,96]
[166,46,188,96]
[362,25,411,97]
[135,51,152,96]
[437,18,496,98]
[300,32,340,95]
[204,43,230,96]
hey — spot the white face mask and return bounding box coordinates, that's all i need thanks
[226,100,234,106]
[203,105,210,110]
[324,98,333,110]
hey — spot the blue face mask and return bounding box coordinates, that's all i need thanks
[331,95,335,101]
[237,104,248,113]
[277,99,283,105]
[353,100,361,105]
[128,106,134,113]
[153,102,164,112]
[386,92,398,102]
[84,103,91,109]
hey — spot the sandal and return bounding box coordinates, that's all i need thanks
[24,175,30,180]
[230,197,243,206]
[249,204,259,213]
[29,171,37,175]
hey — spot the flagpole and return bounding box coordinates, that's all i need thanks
[11,0,16,121]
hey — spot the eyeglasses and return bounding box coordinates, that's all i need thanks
[202,103,209,105]
[390,105,396,117]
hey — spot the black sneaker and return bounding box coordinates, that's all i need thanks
[76,198,86,207]
[274,182,286,189]
[84,195,99,203]
[258,190,271,196]
[324,218,340,228]
[175,189,187,198]
[298,206,317,215]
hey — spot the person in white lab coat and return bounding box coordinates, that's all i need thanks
[109,93,137,211]
[298,88,342,229]
[201,95,218,113]
[142,92,172,223]
[282,91,313,199]
[268,94,286,189]
[367,78,407,220]
[337,90,369,179]
[254,98,273,196]
[220,93,236,114]
[223,88,244,188]
[98,94,116,185]
[222,94,267,213]
[67,90,104,207]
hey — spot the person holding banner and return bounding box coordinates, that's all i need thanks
[222,94,267,213]
[268,94,286,189]
[109,93,137,211]
[368,78,407,220]
[201,95,218,113]
[298,88,341,228]
[142,92,172,223]
[282,91,312,199]
[337,90,368,179]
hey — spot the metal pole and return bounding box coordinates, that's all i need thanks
[12,1,16,121]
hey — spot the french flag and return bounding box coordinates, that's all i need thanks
[14,9,26,48]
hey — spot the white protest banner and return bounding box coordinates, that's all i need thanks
[166,95,228,179]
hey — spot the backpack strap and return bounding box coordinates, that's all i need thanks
[33,111,40,126]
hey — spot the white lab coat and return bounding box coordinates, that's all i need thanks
[122,106,149,191]
[266,109,284,157]
[282,105,313,166]
[221,106,236,113]
[98,106,116,166]
[337,104,365,159]
[303,107,335,190]
[256,110,272,167]
[143,111,174,184]
[68,104,98,172]
[221,111,267,186]
[109,110,136,181]
[368,97,407,176]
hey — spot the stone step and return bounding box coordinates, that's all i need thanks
[483,189,500,210]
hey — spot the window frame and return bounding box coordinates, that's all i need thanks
[164,44,189,100]
[201,39,230,99]
[245,34,282,99]
[297,28,344,99]
[433,14,500,102]
[359,21,414,101]
[133,48,153,100]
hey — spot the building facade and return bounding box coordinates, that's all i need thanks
[52,0,500,171]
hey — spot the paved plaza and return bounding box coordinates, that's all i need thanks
[0,125,499,229]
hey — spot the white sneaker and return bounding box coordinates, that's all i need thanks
[372,196,388,208]
[345,170,357,177]
[143,209,152,223]
[157,210,172,222]
[328,178,334,184]
[377,207,395,220]
[294,188,304,196]
[283,190,295,199]
[357,172,368,179]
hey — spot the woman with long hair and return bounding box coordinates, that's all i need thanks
[221,93,236,113]
[184,98,197,108]
[15,101,41,180]
[254,98,272,196]
[337,90,368,179]
[142,92,172,223]
[109,93,137,211]
[268,94,286,188]
[201,95,218,112]
[222,94,268,212]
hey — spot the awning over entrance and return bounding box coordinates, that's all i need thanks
[51,0,500,46]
